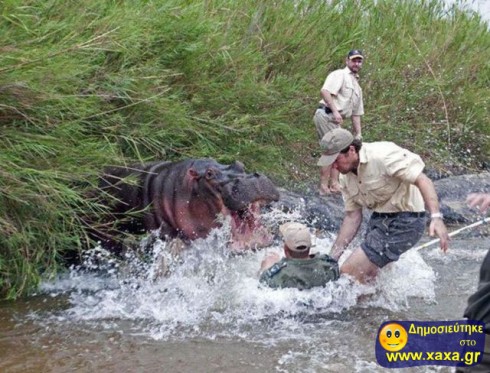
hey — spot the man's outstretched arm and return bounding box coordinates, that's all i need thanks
[331,209,363,260]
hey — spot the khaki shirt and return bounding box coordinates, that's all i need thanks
[340,142,426,212]
[319,67,364,118]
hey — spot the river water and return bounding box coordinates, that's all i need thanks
[1,207,489,373]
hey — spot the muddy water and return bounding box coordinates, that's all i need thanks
[0,219,489,373]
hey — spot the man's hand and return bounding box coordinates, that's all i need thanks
[429,218,449,252]
[466,193,490,214]
[333,110,343,125]
[259,252,281,273]
[414,173,449,252]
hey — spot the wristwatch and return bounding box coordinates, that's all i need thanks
[430,212,443,220]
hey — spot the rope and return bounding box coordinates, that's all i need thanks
[414,216,490,251]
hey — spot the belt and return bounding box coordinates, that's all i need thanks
[372,211,426,218]
[318,104,332,114]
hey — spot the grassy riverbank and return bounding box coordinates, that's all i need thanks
[1,0,489,298]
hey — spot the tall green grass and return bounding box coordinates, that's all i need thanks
[0,0,488,298]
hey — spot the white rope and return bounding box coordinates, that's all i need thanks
[415,216,490,251]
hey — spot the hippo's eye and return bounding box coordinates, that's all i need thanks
[206,169,216,179]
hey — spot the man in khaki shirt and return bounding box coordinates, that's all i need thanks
[317,128,449,283]
[314,49,364,195]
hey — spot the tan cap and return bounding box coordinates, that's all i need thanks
[317,128,354,167]
[279,222,311,252]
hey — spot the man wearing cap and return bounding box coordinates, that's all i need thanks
[313,49,364,195]
[317,128,449,283]
[259,222,339,290]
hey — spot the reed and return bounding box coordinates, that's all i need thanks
[0,0,488,298]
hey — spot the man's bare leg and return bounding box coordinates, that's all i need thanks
[340,247,379,283]
[329,167,341,193]
[319,165,331,195]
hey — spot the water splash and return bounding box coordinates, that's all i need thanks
[18,209,487,372]
[38,207,438,345]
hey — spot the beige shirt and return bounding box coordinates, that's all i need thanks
[340,142,426,213]
[319,67,364,118]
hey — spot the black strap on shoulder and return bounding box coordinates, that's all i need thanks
[265,261,287,278]
[319,254,338,265]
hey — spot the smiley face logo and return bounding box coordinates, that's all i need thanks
[379,323,408,352]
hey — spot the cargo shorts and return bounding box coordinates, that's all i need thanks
[313,108,339,140]
[361,211,427,268]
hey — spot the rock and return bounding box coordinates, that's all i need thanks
[275,188,345,231]
[435,172,490,224]
[272,172,490,231]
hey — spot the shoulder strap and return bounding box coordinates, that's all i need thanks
[264,260,288,278]
[318,254,338,265]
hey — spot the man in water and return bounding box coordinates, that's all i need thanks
[259,222,339,290]
[457,192,490,372]
[318,128,449,283]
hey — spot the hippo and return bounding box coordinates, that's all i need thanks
[95,158,280,253]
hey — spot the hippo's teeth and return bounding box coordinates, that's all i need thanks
[227,201,272,251]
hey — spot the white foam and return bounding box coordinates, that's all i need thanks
[39,207,439,343]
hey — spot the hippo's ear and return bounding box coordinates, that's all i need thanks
[235,161,245,171]
[232,161,245,172]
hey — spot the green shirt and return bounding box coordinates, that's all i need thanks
[259,254,339,290]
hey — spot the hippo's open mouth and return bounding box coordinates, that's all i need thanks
[228,200,273,252]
